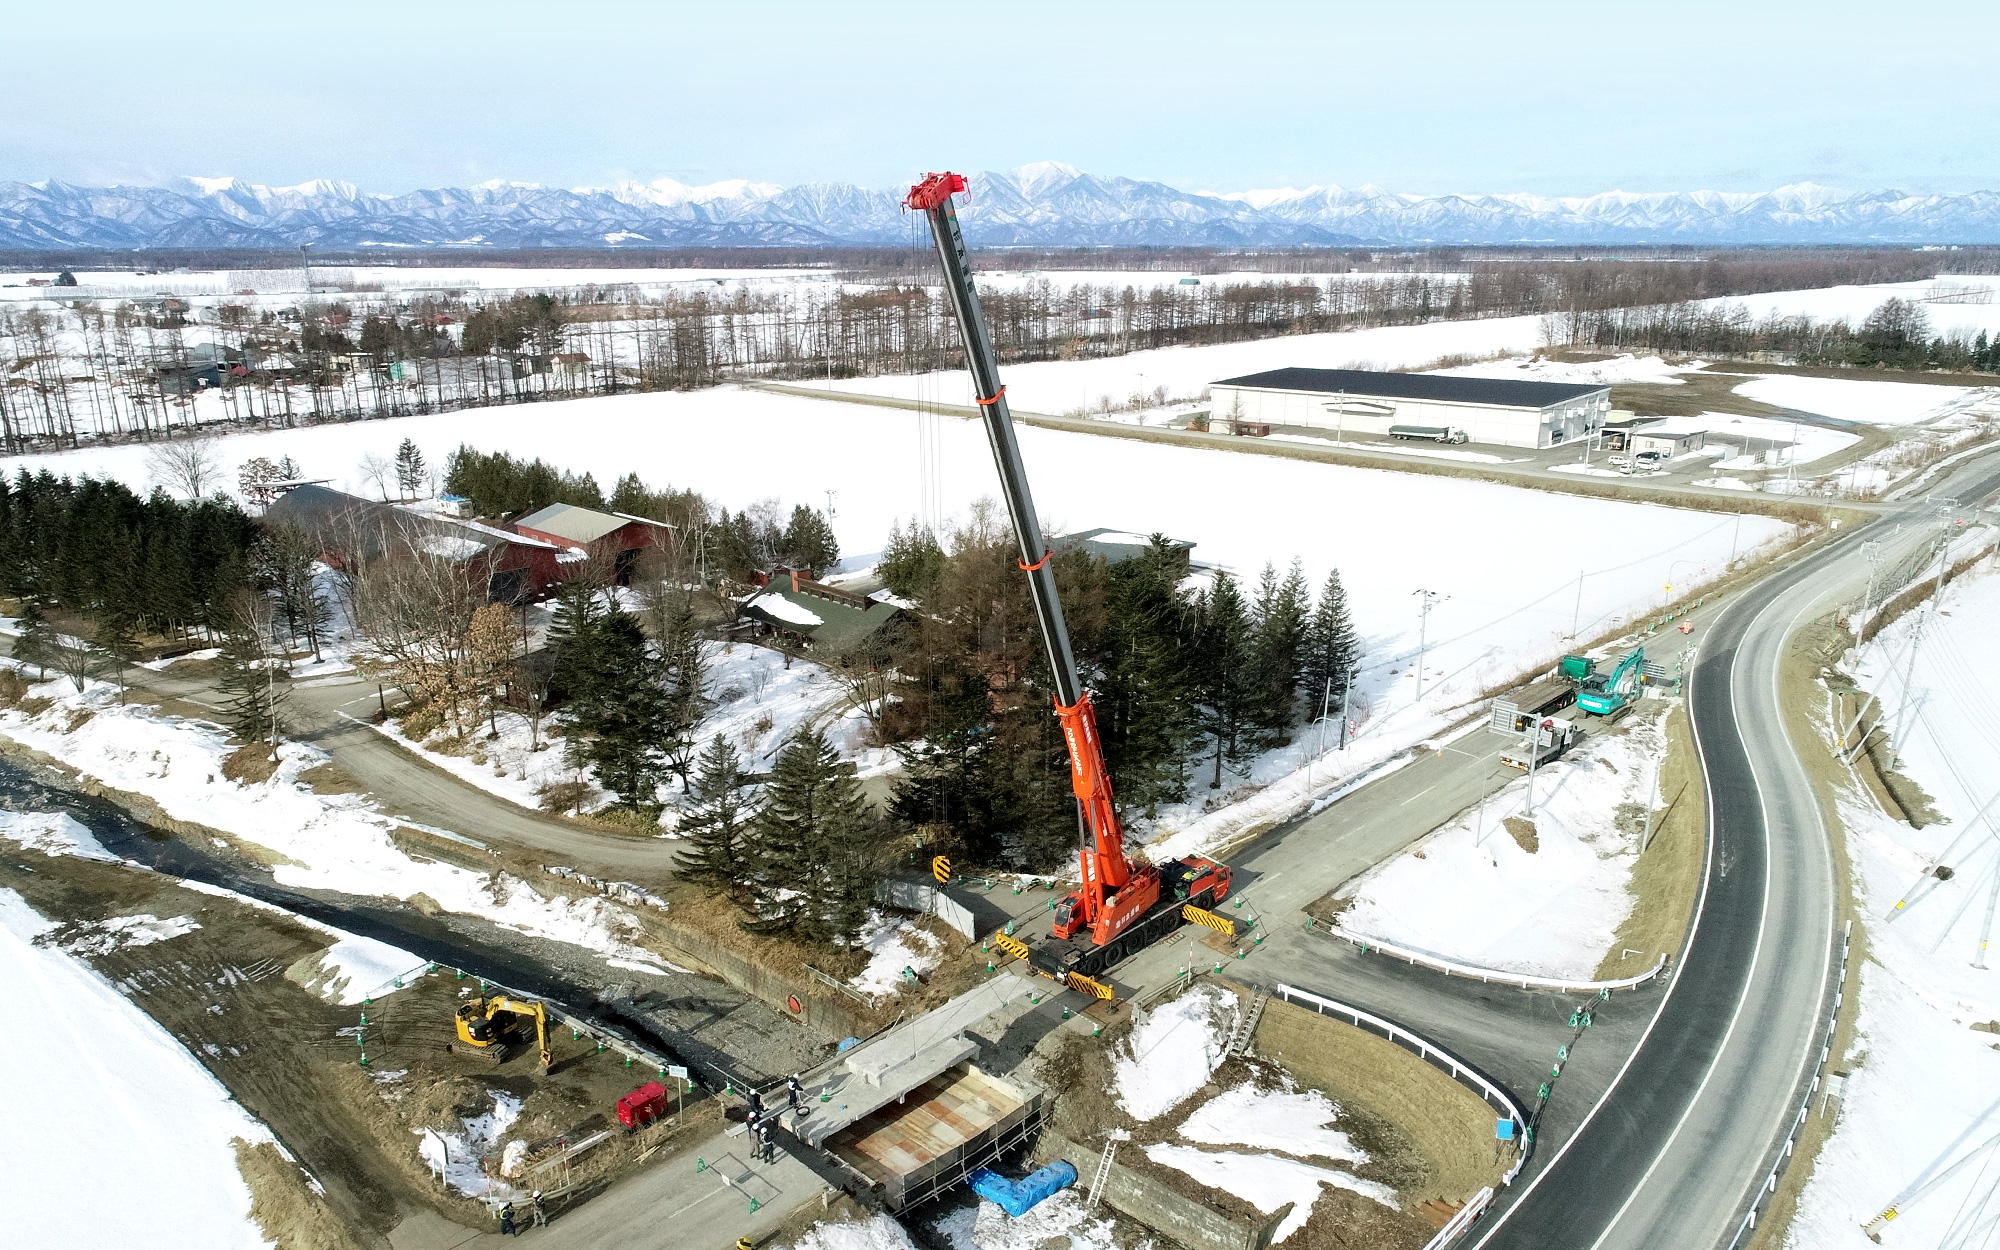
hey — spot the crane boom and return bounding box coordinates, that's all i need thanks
[905,172,1232,962]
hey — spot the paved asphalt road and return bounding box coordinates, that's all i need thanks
[1470,448,2000,1250]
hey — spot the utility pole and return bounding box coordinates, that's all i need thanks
[1856,540,1884,643]
[1338,664,1354,750]
[1569,570,1585,644]
[1412,589,1446,700]
[1886,612,1928,768]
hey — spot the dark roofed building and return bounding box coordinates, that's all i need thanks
[1209,366,1611,449]
[266,484,564,604]
[1058,528,1197,570]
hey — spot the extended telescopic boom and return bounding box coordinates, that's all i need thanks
[904,172,1136,938]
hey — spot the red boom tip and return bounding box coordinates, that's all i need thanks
[904,171,967,212]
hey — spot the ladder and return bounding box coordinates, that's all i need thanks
[1226,990,1269,1059]
[1087,1137,1118,1208]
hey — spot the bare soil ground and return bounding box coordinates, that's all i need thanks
[0,849,723,1249]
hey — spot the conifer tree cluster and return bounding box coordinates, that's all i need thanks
[880,517,1360,870]
[0,470,258,641]
[679,728,882,945]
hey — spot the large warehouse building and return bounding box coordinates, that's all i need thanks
[1208,367,1612,450]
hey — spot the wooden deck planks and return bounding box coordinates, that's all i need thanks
[833,1065,1024,1180]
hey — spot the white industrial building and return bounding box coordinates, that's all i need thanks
[1208,367,1613,450]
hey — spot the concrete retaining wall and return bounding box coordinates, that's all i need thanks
[1035,1130,1286,1250]
[628,911,881,1043]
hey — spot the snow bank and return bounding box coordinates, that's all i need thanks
[65,912,200,955]
[1143,1144,1396,1240]
[932,1189,1115,1250]
[1732,375,1974,425]
[793,1213,920,1250]
[850,914,944,997]
[305,934,428,1005]
[1783,565,2000,1248]
[0,809,119,861]
[417,1090,523,1198]
[749,591,824,627]
[1338,714,1666,980]
[0,888,271,1249]
[1178,1080,1367,1165]
[1114,983,1235,1121]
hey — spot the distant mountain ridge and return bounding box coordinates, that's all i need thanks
[4,161,1998,250]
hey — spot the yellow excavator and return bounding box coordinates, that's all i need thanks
[449,995,553,1071]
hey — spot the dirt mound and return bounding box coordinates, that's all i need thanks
[1503,816,1539,854]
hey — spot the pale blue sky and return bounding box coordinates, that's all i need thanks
[7,1,1996,195]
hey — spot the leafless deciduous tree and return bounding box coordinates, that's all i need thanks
[358,453,396,502]
[145,435,222,499]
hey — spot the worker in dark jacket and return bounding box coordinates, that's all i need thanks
[498,1202,516,1236]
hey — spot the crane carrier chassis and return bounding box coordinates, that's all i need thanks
[1029,855,1230,979]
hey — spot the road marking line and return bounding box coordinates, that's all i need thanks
[1399,784,1436,807]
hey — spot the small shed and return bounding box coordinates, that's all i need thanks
[1629,421,1708,457]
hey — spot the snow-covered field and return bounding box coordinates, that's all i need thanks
[1706,279,2000,341]
[1731,375,1979,425]
[1786,562,2000,1248]
[1337,712,1668,980]
[822,314,1548,414]
[1431,352,1701,388]
[0,887,273,1249]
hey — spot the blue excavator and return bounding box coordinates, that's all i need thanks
[1573,646,1645,717]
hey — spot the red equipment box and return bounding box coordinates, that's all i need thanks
[617,1081,671,1129]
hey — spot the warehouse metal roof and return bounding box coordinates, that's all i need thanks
[1213,368,1608,409]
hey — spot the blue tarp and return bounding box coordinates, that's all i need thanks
[968,1161,1078,1217]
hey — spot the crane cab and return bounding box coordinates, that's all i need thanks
[1170,857,1231,906]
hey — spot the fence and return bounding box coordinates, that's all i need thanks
[1307,920,1669,994]
[1422,1187,1494,1250]
[1722,920,1854,1250]
[1274,984,1529,1186]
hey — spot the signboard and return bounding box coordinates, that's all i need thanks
[786,994,802,1014]
[667,1064,688,1080]
[932,855,952,884]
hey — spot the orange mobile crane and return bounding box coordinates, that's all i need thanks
[906,172,1232,981]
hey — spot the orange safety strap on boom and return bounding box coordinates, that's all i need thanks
[1019,549,1053,571]
[974,386,1006,405]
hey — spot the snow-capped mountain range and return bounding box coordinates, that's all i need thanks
[5,162,1997,250]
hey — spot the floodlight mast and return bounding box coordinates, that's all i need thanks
[904,171,1139,939]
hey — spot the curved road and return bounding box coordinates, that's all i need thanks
[1475,450,2000,1249]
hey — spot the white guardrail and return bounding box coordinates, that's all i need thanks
[1723,919,1854,1250]
[1307,919,1669,993]
[1423,1187,1493,1250]
[1275,984,1530,1194]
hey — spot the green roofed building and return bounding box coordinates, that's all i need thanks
[739,571,908,657]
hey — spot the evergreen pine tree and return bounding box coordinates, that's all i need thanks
[1194,570,1256,789]
[1249,559,1310,739]
[779,504,840,575]
[561,609,672,811]
[678,735,755,899]
[878,520,945,601]
[890,659,1019,863]
[393,438,428,499]
[1302,568,1360,723]
[13,597,54,678]
[744,726,877,943]
[656,593,708,791]
[1094,538,1196,816]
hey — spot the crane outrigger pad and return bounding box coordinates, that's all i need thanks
[993,933,1032,962]
[1181,905,1236,936]
[1063,972,1115,1000]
